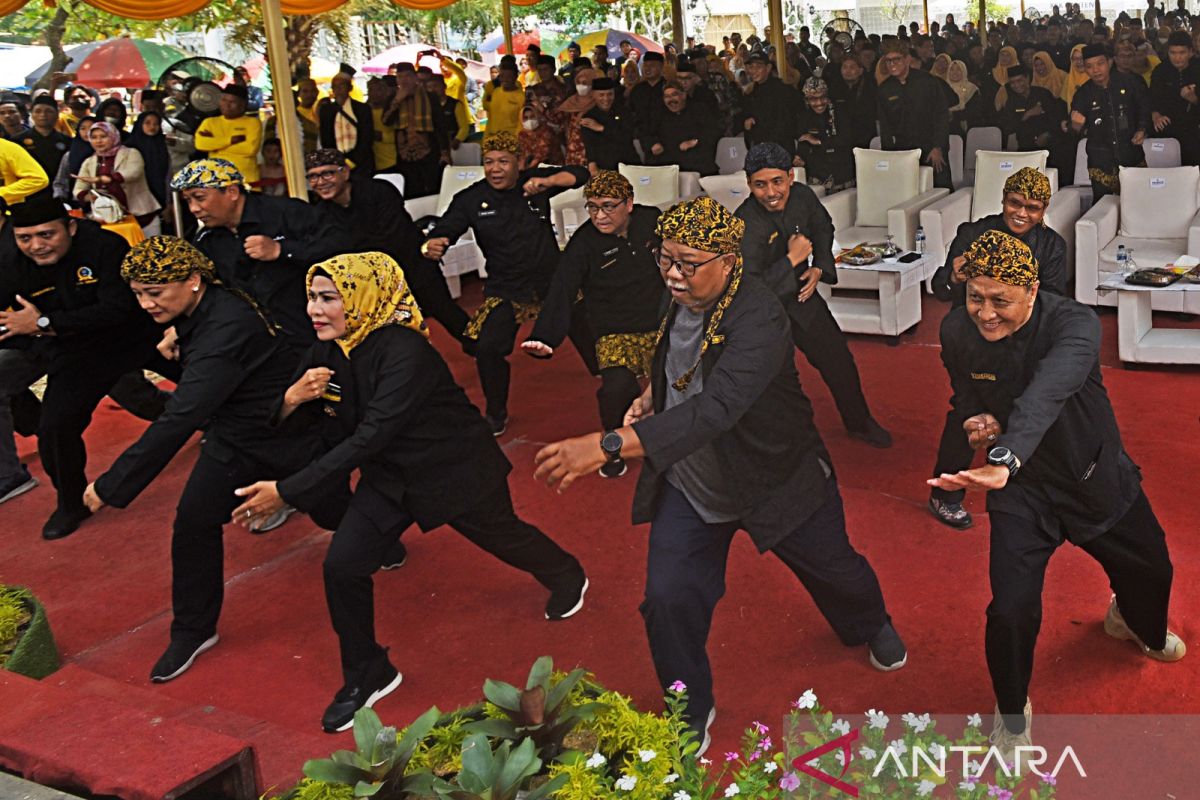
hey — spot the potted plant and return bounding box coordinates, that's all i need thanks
[0,584,60,679]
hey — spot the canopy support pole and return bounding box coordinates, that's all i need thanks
[671,0,685,52]
[502,0,513,55]
[1020,0,1026,16]
[923,0,930,32]
[261,0,306,199]
[979,0,987,37]
[768,0,785,81]
[1094,0,1101,20]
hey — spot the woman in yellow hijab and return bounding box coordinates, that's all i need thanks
[1061,44,1088,106]
[1031,51,1067,99]
[231,249,587,735]
[931,53,952,81]
[992,46,1019,110]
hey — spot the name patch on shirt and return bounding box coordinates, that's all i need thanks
[478,209,497,218]
[602,246,620,257]
[76,266,98,285]
[971,371,997,381]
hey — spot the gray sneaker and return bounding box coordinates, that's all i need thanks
[0,466,38,505]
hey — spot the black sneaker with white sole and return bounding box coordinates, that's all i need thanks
[380,540,408,570]
[150,634,220,682]
[0,466,38,505]
[545,573,588,620]
[486,414,508,437]
[321,660,403,733]
[868,621,908,671]
[690,706,717,758]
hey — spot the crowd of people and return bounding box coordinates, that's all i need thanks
[0,0,1193,770]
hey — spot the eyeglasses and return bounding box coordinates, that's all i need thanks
[306,167,344,184]
[585,201,624,217]
[652,247,725,277]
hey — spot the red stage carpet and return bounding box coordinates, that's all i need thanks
[2,287,1197,796]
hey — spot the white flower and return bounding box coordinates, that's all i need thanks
[834,749,846,766]
[639,749,657,763]
[967,713,983,728]
[795,689,818,709]
[916,780,936,796]
[763,762,778,774]
[866,709,889,730]
[831,719,851,736]
[887,739,908,756]
[901,712,931,733]
[859,746,877,760]
[958,780,977,792]
[673,792,692,800]
[586,752,607,769]
[615,774,637,791]
[724,784,741,797]
[966,760,984,778]
[929,742,946,760]
[663,773,680,784]
[699,757,712,765]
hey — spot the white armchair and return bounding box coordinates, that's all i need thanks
[404,164,488,299]
[822,148,949,251]
[619,163,680,209]
[699,173,752,213]
[1143,138,1182,168]
[550,185,587,245]
[1075,166,1200,312]
[964,127,1002,185]
[716,135,747,175]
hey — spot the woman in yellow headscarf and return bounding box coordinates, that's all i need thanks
[1031,51,1068,100]
[931,53,952,81]
[992,45,1019,110]
[231,250,587,735]
[1061,43,1088,106]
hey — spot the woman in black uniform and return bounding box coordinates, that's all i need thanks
[82,236,350,684]
[230,251,588,733]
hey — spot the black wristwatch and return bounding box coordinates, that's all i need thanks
[600,430,624,462]
[987,446,1021,477]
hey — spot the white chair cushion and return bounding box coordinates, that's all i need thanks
[436,165,486,216]
[970,150,1049,222]
[699,174,752,213]
[833,225,888,250]
[1142,138,1181,168]
[1118,166,1200,238]
[619,163,680,207]
[854,148,920,228]
[1099,236,1188,270]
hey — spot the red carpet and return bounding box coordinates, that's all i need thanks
[3,286,1198,797]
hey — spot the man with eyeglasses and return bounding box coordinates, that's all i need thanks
[306,149,468,341]
[533,196,908,755]
[522,172,665,478]
[877,38,952,190]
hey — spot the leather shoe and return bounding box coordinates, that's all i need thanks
[42,507,92,541]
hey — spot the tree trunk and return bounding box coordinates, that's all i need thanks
[35,4,72,92]
[284,15,316,81]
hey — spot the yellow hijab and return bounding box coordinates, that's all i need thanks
[931,53,952,80]
[307,251,429,357]
[946,60,979,112]
[992,46,1019,110]
[1062,44,1088,106]
[1032,51,1067,99]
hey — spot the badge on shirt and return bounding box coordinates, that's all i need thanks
[970,371,997,381]
[76,266,98,286]
[602,246,619,257]
[768,231,779,244]
[478,201,496,218]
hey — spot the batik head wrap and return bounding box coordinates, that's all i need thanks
[961,230,1039,287]
[481,130,520,157]
[170,158,244,191]
[305,148,347,170]
[1003,167,1052,205]
[584,170,633,201]
[744,142,793,176]
[654,196,745,391]
[307,251,429,358]
[802,76,828,97]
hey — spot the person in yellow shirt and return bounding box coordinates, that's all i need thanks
[367,77,398,172]
[438,53,476,125]
[482,61,525,135]
[0,137,49,206]
[194,85,263,186]
[519,45,543,88]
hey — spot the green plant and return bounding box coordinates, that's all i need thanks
[466,656,603,760]
[302,706,440,798]
[409,705,487,777]
[433,734,566,800]
[0,586,27,669]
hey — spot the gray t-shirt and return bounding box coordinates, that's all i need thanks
[663,307,740,523]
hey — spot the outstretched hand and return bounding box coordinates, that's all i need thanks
[927,464,1010,492]
[231,481,284,529]
[534,434,605,493]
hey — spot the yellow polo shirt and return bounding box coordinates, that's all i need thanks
[0,138,49,205]
[194,114,263,185]
[482,83,525,135]
[372,107,398,172]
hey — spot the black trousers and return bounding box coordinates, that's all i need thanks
[170,447,349,646]
[405,260,470,343]
[930,409,975,504]
[395,153,442,199]
[789,297,872,432]
[640,478,890,726]
[986,490,1173,732]
[597,366,641,431]
[322,480,583,684]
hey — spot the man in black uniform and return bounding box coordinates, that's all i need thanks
[523,171,665,478]
[21,96,71,183]
[645,82,722,176]
[1070,43,1150,199]
[829,55,878,151]
[1149,31,1200,166]
[628,52,667,157]
[423,132,593,435]
[172,158,347,352]
[305,149,469,341]
[795,77,856,194]
[580,78,640,172]
[877,39,953,190]
[930,230,1184,765]
[997,66,1069,153]
[930,168,1068,529]
[673,61,720,118]
[735,143,892,448]
[0,196,167,539]
[737,50,801,157]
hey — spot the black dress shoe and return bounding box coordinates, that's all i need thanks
[928,498,973,529]
[322,659,403,733]
[848,417,893,448]
[42,507,92,541]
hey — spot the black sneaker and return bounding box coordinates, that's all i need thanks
[545,572,588,620]
[687,706,717,758]
[928,497,973,529]
[42,506,91,541]
[486,414,508,437]
[598,457,627,478]
[321,660,403,733]
[150,634,220,682]
[868,621,908,672]
[250,505,295,534]
[380,540,408,570]
[848,417,893,448]
[0,466,38,505]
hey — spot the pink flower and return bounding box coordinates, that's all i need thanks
[669,681,687,693]
[752,721,769,735]
[725,752,740,762]
[779,772,801,792]
[760,737,772,751]
[1041,775,1058,786]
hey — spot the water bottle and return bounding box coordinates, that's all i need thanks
[914,226,926,255]
[1116,243,1128,273]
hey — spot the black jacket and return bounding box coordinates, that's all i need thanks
[878,68,951,160]
[737,76,802,155]
[19,128,71,181]
[647,103,722,175]
[627,79,666,148]
[1149,57,1200,141]
[830,78,878,149]
[318,97,375,174]
[277,325,511,531]
[933,214,1068,306]
[316,176,429,273]
[581,107,641,170]
[796,106,856,187]
[193,192,349,349]
[939,292,1142,543]
[999,86,1067,150]
[94,287,317,508]
[735,184,837,292]
[631,274,833,551]
[1071,73,1152,171]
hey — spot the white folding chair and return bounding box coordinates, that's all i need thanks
[373,173,405,198]
[716,135,748,175]
[451,142,481,166]
[699,173,752,213]
[619,163,680,208]
[965,127,1002,184]
[1143,138,1182,168]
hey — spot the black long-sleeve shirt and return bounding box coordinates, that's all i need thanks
[1149,58,1200,139]
[737,76,802,156]
[999,86,1067,150]
[647,104,722,175]
[530,205,665,347]
[193,192,349,349]
[427,165,589,303]
[933,214,1068,306]
[581,107,640,170]
[735,183,837,298]
[939,292,1142,542]
[315,176,429,272]
[878,68,951,160]
[830,78,878,149]
[796,106,856,187]
[628,78,666,150]
[1070,73,1152,172]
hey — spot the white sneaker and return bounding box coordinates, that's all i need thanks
[990,698,1032,742]
[989,725,1032,772]
[1104,595,1186,662]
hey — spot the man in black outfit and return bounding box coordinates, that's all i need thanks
[998,66,1069,153]
[305,149,469,341]
[423,132,594,435]
[535,197,907,756]
[929,168,1068,529]
[523,171,665,478]
[21,96,71,182]
[580,78,640,171]
[877,39,953,189]
[796,78,857,193]
[1070,43,1150,199]
[318,72,375,175]
[1149,31,1200,166]
[737,50,801,157]
[628,52,667,155]
[735,143,892,448]
[645,82,722,176]
[0,196,169,539]
[930,230,1184,766]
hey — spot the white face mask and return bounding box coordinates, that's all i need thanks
[522,118,540,130]
[575,84,591,95]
